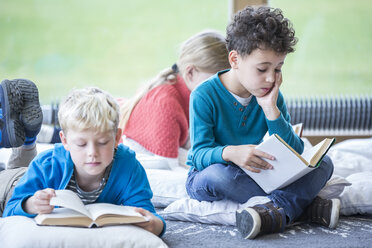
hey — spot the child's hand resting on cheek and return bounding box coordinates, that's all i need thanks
[256,72,282,120]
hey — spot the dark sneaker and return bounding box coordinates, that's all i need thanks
[11,79,43,138]
[236,202,286,239]
[0,80,25,147]
[302,196,341,229]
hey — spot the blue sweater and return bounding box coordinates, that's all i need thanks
[186,70,304,171]
[3,143,166,236]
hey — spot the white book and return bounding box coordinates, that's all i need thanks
[34,190,148,227]
[242,134,335,194]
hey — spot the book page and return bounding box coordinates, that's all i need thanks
[50,190,91,218]
[242,134,314,193]
[34,208,93,227]
[274,134,308,165]
[301,139,326,165]
[86,203,147,221]
[43,207,88,218]
[308,138,335,166]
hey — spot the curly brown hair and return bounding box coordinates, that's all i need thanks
[226,6,297,56]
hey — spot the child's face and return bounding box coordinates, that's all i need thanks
[232,48,286,97]
[60,128,121,180]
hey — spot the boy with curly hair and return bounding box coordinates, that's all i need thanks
[3,87,165,236]
[186,6,340,239]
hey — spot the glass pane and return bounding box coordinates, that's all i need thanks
[270,0,372,97]
[0,0,227,103]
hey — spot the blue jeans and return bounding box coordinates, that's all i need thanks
[186,155,334,222]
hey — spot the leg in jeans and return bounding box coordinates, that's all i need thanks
[235,155,336,239]
[186,163,268,203]
[269,155,334,222]
[0,167,27,216]
[186,155,334,222]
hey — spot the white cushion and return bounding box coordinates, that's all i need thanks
[328,138,372,178]
[146,169,188,207]
[0,216,168,248]
[162,176,349,226]
[138,155,173,170]
[162,196,270,226]
[123,136,188,170]
[340,172,372,216]
[317,175,351,199]
[0,148,12,165]
[0,143,54,169]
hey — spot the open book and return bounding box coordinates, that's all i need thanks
[242,134,335,194]
[34,190,148,227]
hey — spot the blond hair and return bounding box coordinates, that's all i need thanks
[58,87,119,134]
[119,30,230,130]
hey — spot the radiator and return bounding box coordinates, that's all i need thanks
[41,95,372,136]
[286,95,372,136]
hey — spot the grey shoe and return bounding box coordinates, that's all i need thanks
[236,202,287,239]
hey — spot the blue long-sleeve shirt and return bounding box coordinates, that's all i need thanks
[3,143,166,236]
[186,70,304,171]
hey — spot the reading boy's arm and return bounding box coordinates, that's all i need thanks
[266,91,304,154]
[3,152,55,217]
[3,146,71,217]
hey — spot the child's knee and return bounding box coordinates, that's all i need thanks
[205,171,231,188]
[206,164,236,186]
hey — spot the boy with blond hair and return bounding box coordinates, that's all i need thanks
[3,87,165,236]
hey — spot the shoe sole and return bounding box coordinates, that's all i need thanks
[329,198,341,229]
[236,208,261,239]
[13,79,43,137]
[21,104,43,133]
[1,80,25,147]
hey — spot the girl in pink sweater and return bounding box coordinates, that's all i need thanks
[119,30,230,170]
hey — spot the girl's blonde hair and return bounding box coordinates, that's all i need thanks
[58,87,119,135]
[119,30,230,130]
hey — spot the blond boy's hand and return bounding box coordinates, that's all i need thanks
[222,145,274,173]
[256,72,282,120]
[23,188,56,215]
[133,207,164,236]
